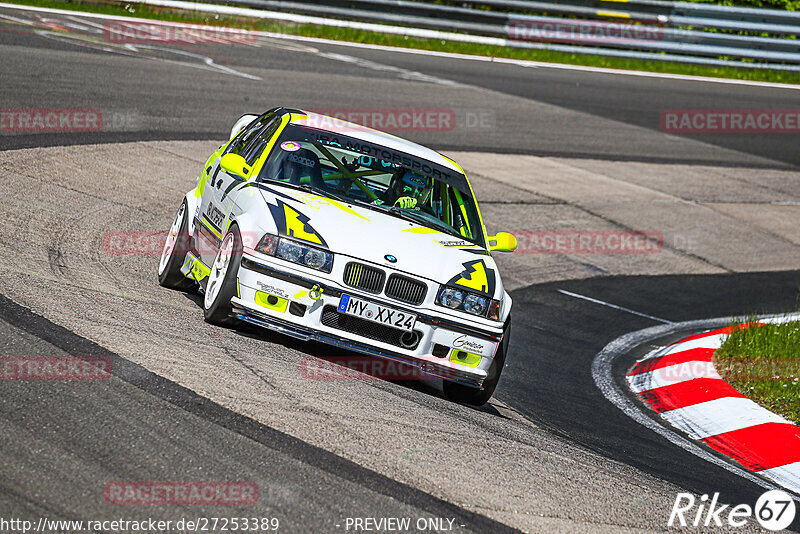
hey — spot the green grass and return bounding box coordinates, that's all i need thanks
[6,0,800,85]
[715,320,800,424]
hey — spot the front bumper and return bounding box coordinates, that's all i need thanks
[232,255,504,388]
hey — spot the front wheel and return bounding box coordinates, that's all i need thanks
[443,316,511,406]
[203,224,242,326]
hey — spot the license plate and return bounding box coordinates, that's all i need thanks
[338,294,417,331]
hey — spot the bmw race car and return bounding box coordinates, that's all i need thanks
[158,107,517,405]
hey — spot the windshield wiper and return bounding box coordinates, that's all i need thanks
[388,206,424,223]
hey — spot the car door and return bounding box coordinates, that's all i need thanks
[199,113,281,265]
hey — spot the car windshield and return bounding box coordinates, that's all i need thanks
[256,124,485,247]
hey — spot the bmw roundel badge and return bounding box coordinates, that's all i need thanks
[384,254,397,263]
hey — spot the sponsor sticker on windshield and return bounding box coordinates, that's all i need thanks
[280,141,301,152]
[437,239,475,248]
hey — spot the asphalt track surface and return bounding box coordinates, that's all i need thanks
[2,6,800,533]
[1,6,799,168]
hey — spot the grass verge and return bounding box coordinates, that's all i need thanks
[715,319,800,424]
[4,0,800,85]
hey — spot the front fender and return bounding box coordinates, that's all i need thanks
[501,291,513,324]
[227,211,271,252]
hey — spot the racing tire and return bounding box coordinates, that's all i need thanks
[443,316,511,406]
[158,200,196,291]
[203,223,243,326]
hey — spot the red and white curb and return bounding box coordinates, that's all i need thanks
[628,324,800,495]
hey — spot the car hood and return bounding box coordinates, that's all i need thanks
[256,185,502,298]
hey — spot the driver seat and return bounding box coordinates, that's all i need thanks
[283,148,324,189]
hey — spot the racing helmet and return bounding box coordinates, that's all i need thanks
[395,170,433,204]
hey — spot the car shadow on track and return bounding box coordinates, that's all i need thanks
[181,291,505,416]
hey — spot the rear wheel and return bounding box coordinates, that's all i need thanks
[158,201,195,291]
[443,316,511,406]
[203,224,242,326]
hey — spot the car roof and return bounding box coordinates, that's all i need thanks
[289,110,462,174]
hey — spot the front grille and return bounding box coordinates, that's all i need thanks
[321,305,422,350]
[343,262,385,293]
[385,274,427,305]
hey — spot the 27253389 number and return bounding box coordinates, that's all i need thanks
[194,517,279,531]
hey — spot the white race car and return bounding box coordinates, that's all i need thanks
[158,107,517,405]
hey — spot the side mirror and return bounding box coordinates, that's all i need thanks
[220,153,251,180]
[488,232,517,253]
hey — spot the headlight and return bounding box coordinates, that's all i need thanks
[463,293,489,315]
[436,285,501,319]
[258,233,333,273]
[303,247,327,270]
[439,287,464,309]
[277,239,303,262]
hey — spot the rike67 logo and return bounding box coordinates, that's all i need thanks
[669,490,796,531]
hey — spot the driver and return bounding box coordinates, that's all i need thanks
[373,169,433,210]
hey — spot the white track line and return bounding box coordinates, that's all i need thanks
[316,51,461,87]
[2,2,800,91]
[627,324,800,495]
[591,313,800,501]
[558,289,673,324]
